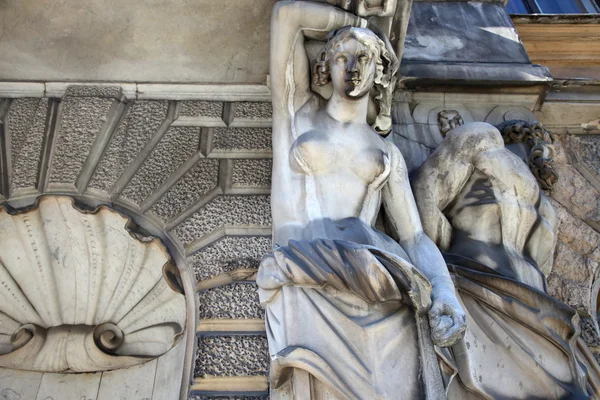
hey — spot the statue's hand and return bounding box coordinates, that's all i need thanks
[428,287,466,347]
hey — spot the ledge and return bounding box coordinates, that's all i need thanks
[196,319,266,335]
[399,62,552,91]
[511,14,600,24]
[0,82,272,101]
[190,376,269,395]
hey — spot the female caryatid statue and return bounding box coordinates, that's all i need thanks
[257,1,466,399]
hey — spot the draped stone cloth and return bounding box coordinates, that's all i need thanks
[257,238,432,400]
[442,254,600,399]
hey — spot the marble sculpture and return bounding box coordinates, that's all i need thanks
[413,120,600,398]
[259,1,600,399]
[258,1,466,399]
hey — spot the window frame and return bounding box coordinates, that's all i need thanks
[508,0,600,13]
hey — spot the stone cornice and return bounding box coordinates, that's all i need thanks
[0,82,272,102]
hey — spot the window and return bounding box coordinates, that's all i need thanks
[507,0,600,13]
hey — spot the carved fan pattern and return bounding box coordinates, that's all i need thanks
[0,196,186,372]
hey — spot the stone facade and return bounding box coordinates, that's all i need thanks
[0,83,274,398]
[0,79,599,398]
[0,0,599,399]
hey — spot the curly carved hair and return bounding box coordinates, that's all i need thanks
[495,120,558,191]
[313,26,398,135]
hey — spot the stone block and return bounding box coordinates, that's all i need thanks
[195,336,269,378]
[232,159,272,188]
[49,97,114,184]
[171,195,271,245]
[199,284,264,319]
[7,98,47,190]
[0,368,43,400]
[121,126,201,205]
[548,198,600,314]
[36,371,101,400]
[189,236,271,281]
[211,128,272,154]
[0,0,276,83]
[151,158,219,221]
[536,103,600,134]
[180,101,223,118]
[89,100,169,192]
[551,164,600,226]
[233,102,272,121]
[96,360,157,400]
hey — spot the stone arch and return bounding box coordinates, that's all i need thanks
[0,83,274,398]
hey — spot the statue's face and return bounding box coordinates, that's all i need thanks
[330,37,376,99]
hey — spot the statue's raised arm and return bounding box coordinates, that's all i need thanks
[270,1,368,245]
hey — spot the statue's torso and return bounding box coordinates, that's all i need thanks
[445,167,549,288]
[285,99,390,240]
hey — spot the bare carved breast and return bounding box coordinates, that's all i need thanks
[288,122,389,222]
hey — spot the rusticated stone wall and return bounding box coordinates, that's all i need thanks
[0,83,274,399]
[1,83,599,398]
[546,134,600,315]
[546,133,600,358]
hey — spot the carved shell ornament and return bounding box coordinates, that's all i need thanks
[0,196,186,372]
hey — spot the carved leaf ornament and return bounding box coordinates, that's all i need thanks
[0,196,186,372]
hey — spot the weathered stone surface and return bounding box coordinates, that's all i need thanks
[121,126,201,205]
[0,367,43,400]
[89,100,169,192]
[180,101,223,118]
[171,195,271,245]
[49,97,114,184]
[195,336,269,377]
[36,371,102,400]
[7,98,47,190]
[96,359,157,400]
[0,196,186,372]
[577,135,600,181]
[551,164,600,227]
[199,284,263,320]
[190,396,268,400]
[393,123,438,150]
[189,236,271,281]
[404,2,529,64]
[63,84,122,98]
[564,134,600,189]
[232,159,272,188]
[547,198,600,315]
[151,159,219,221]
[212,128,271,153]
[234,102,272,121]
[536,103,600,135]
[153,339,187,400]
[581,317,600,364]
[0,0,277,83]
[389,132,433,175]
